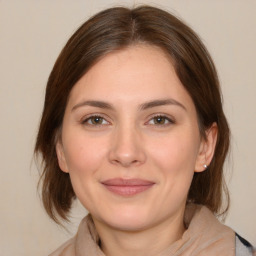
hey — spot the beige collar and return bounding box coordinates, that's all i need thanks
[50,204,236,256]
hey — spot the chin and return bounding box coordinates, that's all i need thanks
[99,208,154,232]
[108,219,150,232]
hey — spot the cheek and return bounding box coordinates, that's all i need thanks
[148,132,200,173]
[63,133,108,177]
[148,134,199,206]
[62,134,109,205]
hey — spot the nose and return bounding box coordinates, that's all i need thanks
[108,125,146,167]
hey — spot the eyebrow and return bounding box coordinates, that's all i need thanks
[71,98,187,112]
[139,99,187,111]
[72,100,113,111]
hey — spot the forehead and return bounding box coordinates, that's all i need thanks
[67,45,194,110]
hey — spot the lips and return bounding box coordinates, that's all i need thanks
[101,178,155,196]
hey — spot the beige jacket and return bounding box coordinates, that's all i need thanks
[49,204,247,256]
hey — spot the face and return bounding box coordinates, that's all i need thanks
[56,45,216,232]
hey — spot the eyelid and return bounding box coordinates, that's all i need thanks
[80,113,111,126]
[79,113,175,127]
[145,114,175,125]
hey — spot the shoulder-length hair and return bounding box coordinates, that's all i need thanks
[35,5,230,224]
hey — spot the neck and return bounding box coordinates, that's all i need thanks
[93,212,186,256]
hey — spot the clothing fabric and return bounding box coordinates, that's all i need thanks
[235,233,255,256]
[49,204,254,256]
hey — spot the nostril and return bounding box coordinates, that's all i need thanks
[110,156,138,167]
[108,129,146,167]
[109,149,146,167]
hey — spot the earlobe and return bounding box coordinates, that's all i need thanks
[56,141,69,173]
[195,123,218,173]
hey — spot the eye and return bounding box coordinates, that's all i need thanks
[147,115,174,126]
[82,115,109,126]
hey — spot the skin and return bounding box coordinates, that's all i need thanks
[56,45,217,256]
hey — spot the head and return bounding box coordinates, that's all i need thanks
[35,5,230,224]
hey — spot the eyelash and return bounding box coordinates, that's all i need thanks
[81,114,175,127]
[146,114,175,126]
[81,114,110,126]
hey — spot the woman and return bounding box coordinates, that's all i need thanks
[35,5,255,256]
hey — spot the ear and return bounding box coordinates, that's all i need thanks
[195,123,218,173]
[56,140,69,173]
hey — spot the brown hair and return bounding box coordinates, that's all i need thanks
[35,5,230,224]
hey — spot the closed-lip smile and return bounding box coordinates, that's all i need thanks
[101,178,155,196]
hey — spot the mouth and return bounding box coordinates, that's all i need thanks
[101,178,155,196]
